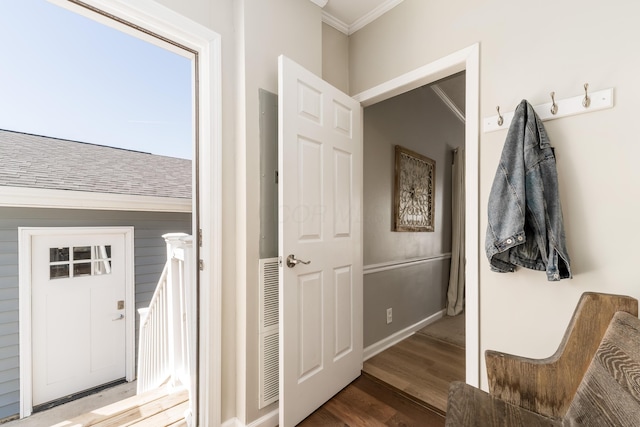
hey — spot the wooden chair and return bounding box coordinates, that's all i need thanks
[484,292,638,420]
[446,310,640,426]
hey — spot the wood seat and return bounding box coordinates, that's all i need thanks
[485,292,637,419]
[446,310,640,426]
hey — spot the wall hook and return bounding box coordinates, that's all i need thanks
[496,106,504,126]
[582,83,591,108]
[550,92,558,115]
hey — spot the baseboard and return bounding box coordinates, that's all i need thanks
[363,310,445,361]
[221,417,241,427]
[221,409,278,427]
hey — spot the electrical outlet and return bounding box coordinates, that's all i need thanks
[386,308,392,324]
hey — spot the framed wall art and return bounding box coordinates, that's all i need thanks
[393,145,436,232]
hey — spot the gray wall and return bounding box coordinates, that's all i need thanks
[259,89,278,259]
[0,207,190,420]
[363,83,464,347]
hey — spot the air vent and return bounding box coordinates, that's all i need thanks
[260,258,279,330]
[259,258,279,408]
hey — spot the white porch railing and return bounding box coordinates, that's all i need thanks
[137,233,197,423]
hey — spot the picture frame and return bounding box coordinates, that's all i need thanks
[393,145,436,232]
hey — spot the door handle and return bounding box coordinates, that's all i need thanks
[286,254,311,268]
[112,314,124,321]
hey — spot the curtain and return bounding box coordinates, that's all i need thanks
[446,147,465,316]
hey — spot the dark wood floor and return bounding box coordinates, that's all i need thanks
[298,374,445,427]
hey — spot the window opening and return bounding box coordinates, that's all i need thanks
[49,245,112,279]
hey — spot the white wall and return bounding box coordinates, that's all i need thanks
[350,0,640,388]
[322,22,349,94]
[236,0,322,424]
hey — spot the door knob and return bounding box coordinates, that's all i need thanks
[286,254,311,268]
[112,314,125,321]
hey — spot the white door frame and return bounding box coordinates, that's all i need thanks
[353,43,480,387]
[34,1,223,425]
[19,226,135,417]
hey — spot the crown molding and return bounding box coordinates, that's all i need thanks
[321,11,349,34]
[322,0,404,35]
[431,84,466,123]
[309,0,328,7]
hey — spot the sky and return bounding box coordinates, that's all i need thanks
[0,0,193,159]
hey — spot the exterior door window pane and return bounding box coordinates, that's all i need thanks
[48,245,113,279]
[94,260,112,275]
[73,246,92,260]
[73,262,92,277]
[50,247,69,262]
[50,264,70,279]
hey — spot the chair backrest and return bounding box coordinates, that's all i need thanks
[486,292,638,419]
[563,311,640,426]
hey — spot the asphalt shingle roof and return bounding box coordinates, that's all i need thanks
[0,129,191,199]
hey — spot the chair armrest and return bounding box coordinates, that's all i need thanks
[445,381,560,427]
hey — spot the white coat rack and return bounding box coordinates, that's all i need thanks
[483,84,614,133]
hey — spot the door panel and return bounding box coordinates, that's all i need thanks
[32,232,126,406]
[279,55,363,427]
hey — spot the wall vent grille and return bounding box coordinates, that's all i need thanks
[259,257,279,408]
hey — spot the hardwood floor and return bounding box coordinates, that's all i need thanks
[363,332,465,414]
[298,374,445,427]
[299,318,465,426]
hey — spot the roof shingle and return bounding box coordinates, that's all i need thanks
[0,129,191,199]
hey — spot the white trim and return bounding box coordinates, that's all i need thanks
[483,87,614,132]
[0,186,191,213]
[221,409,278,427]
[322,0,405,36]
[47,1,223,424]
[196,23,223,427]
[321,12,349,35]
[221,418,242,427]
[363,310,445,361]
[363,253,451,275]
[354,47,467,106]
[19,226,135,418]
[308,0,328,8]
[432,84,466,123]
[349,0,404,35]
[354,43,481,387]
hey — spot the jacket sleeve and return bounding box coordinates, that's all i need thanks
[485,100,529,272]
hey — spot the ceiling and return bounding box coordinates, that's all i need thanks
[320,0,403,35]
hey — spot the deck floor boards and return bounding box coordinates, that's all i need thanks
[50,387,189,427]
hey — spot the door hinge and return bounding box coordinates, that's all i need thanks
[198,229,203,247]
[199,259,204,271]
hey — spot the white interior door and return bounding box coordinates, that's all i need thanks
[278,55,363,426]
[31,231,128,406]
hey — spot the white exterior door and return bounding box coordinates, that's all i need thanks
[30,229,131,406]
[278,55,363,426]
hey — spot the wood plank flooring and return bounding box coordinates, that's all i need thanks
[363,332,465,414]
[298,374,445,427]
[299,322,465,426]
[50,387,189,427]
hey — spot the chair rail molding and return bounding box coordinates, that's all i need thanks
[364,253,452,275]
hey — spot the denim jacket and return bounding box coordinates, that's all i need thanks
[485,100,571,281]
